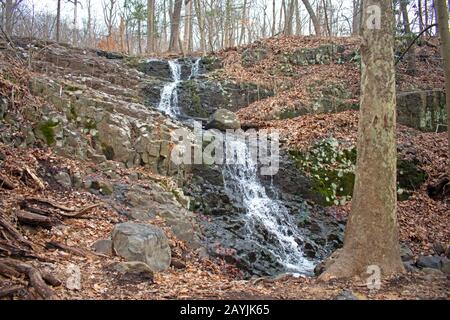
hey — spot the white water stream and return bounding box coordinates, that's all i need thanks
[157,59,313,274]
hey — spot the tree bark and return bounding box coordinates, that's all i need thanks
[272,0,276,36]
[169,0,183,52]
[319,0,405,280]
[193,0,206,53]
[56,0,61,42]
[436,0,450,177]
[352,0,361,35]
[72,0,78,46]
[147,0,155,52]
[183,0,192,53]
[400,0,416,75]
[301,0,321,36]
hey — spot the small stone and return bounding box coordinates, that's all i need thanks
[55,171,72,189]
[92,239,113,255]
[65,263,81,291]
[440,258,450,274]
[421,268,444,277]
[416,255,442,270]
[400,243,414,262]
[432,242,445,256]
[113,261,154,282]
[335,289,359,300]
[171,258,186,269]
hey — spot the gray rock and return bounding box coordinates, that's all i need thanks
[421,268,444,277]
[55,171,72,189]
[92,239,113,255]
[440,258,450,274]
[335,289,359,300]
[400,243,414,262]
[206,109,240,131]
[111,222,171,272]
[416,255,442,270]
[432,242,446,256]
[113,261,154,282]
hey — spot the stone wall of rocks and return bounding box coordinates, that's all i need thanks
[397,90,447,132]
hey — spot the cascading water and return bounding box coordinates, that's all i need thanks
[158,60,181,117]
[189,58,201,80]
[156,57,314,275]
[222,137,314,274]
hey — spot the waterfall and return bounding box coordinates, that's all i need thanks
[156,57,314,275]
[189,58,201,80]
[158,60,181,117]
[222,137,314,274]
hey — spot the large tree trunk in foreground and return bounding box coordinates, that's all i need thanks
[319,0,404,281]
[436,1,450,178]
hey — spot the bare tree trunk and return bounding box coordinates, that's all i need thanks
[56,0,61,42]
[147,0,155,53]
[272,0,276,36]
[239,0,248,44]
[295,0,302,35]
[169,0,183,52]
[301,0,321,36]
[436,0,450,177]
[417,0,424,32]
[352,0,361,35]
[4,0,14,35]
[183,0,192,53]
[400,0,416,75]
[319,0,404,281]
[72,0,78,46]
[193,0,205,53]
[284,0,295,35]
[322,0,331,36]
[137,19,142,54]
[86,0,93,47]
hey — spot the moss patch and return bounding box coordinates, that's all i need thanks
[290,138,428,206]
[38,120,59,145]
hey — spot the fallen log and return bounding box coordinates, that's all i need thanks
[45,241,87,257]
[57,203,101,218]
[23,166,45,190]
[24,197,77,212]
[23,197,102,218]
[16,210,58,229]
[0,258,55,299]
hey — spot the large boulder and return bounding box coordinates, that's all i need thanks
[111,222,171,272]
[206,109,241,131]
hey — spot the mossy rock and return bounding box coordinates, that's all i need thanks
[290,138,428,205]
[37,120,59,145]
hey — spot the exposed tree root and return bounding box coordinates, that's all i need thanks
[0,258,58,299]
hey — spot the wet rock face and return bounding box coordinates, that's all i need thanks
[176,79,274,118]
[112,222,171,272]
[138,60,172,81]
[137,57,274,118]
[184,151,344,277]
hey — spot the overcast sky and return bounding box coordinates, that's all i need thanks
[28,0,355,29]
